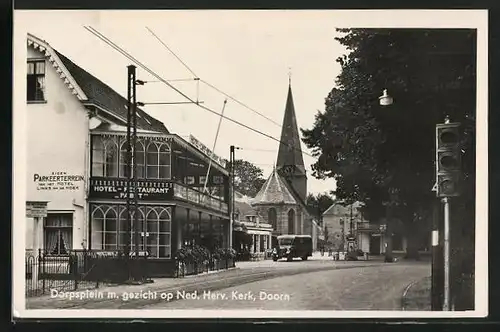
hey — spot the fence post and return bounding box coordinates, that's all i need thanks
[71,255,79,291]
[39,249,46,295]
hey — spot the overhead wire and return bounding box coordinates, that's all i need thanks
[145,26,282,127]
[84,26,315,159]
[202,99,228,193]
[145,27,198,78]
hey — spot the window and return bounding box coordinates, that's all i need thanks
[184,176,195,185]
[146,207,171,258]
[118,207,145,252]
[288,209,295,234]
[199,175,207,185]
[146,142,171,179]
[92,136,119,177]
[120,140,145,178]
[268,208,277,230]
[27,60,46,102]
[213,176,224,184]
[92,206,118,250]
[44,214,73,255]
[91,205,171,258]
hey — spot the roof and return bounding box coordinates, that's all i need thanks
[277,234,312,239]
[276,84,306,176]
[252,167,297,205]
[55,50,168,134]
[234,200,257,218]
[27,33,168,134]
[322,200,364,216]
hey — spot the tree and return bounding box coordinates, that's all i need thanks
[302,29,476,308]
[301,29,476,308]
[226,159,267,197]
[306,193,335,225]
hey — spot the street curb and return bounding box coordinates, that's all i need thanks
[401,276,431,311]
[180,267,240,279]
[401,280,418,310]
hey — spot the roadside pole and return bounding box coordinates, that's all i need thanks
[431,199,443,310]
[442,197,451,311]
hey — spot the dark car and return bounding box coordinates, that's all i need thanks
[272,235,313,262]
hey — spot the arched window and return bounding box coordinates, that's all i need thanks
[268,208,277,230]
[146,207,171,258]
[288,209,295,234]
[117,206,145,252]
[146,142,171,179]
[120,139,145,178]
[92,205,118,250]
[92,136,118,177]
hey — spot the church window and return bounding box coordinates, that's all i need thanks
[288,209,295,234]
[268,208,277,230]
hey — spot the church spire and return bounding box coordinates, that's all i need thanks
[276,81,307,201]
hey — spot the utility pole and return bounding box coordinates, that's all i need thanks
[126,65,139,281]
[229,145,236,248]
[125,65,134,259]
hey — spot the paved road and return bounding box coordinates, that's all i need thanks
[142,262,430,310]
[26,255,385,309]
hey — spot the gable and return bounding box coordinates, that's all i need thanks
[27,33,169,134]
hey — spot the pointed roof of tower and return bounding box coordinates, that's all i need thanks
[252,168,297,206]
[276,83,306,175]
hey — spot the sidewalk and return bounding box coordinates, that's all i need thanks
[26,267,243,309]
[401,276,431,310]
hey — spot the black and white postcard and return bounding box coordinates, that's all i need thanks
[12,9,488,319]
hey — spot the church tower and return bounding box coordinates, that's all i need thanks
[276,81,308,202]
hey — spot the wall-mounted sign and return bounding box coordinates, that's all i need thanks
[33,171,84,191]
[26,201,48,218]
[189,135,227,168]
[89,178,174,200]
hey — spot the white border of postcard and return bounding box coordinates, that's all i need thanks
[12,9,488,319]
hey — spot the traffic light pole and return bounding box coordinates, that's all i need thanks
[431,199,443,310]
[442,197,451,311]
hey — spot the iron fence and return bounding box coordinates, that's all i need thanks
[25,249,150,297]
[174,257,236,278]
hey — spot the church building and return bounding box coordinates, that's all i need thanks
[251,81,315,247]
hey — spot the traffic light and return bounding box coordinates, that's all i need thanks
[436,122,462,197]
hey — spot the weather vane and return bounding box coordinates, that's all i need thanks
[288,67,292,85]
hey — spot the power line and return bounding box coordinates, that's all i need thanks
[145,27,198,78]
[84,26,314,159]
[145,26,281,128]
[200,79,281,127]
[237,147,318,160]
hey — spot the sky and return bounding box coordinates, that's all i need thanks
[14,10,487,196]
[16,10,347,195]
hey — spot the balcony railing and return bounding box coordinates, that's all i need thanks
[173,183,228,214]
[356,222,381,232]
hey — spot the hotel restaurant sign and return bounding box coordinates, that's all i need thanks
[189,135,227,168]
[89,179,173,200]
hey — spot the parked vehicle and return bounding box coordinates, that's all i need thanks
[272,235,313,262]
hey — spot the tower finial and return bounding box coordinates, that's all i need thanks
[288,67,292,86]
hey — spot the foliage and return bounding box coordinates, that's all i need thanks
[174,245,210,264]
[306,193,335,224]
[211,247,237,260]
[301,29,476,235]
[226,159,266,197]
